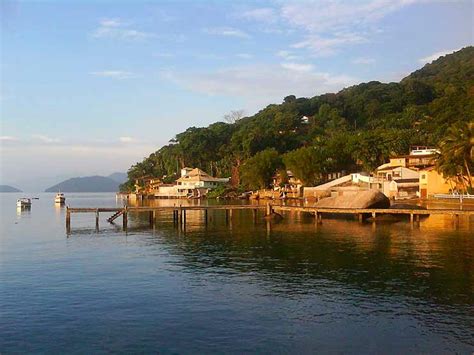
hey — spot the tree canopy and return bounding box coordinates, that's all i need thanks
[121,47,474,191]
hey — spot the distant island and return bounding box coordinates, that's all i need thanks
[0,185,22,193]
[45,174,123,192]
[107,172,128,184]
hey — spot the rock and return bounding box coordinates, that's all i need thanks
[314,190,390,209]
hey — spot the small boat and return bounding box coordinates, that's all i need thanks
[55,192,66,204]
[17,198,32,208]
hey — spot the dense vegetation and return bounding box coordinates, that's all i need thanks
[121,47,474,192]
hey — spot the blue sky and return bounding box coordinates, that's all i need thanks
[0,0,472,191]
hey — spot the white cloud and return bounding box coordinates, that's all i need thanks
[240,7,278,24]
[292,32,368,56]
[31,134,61,143]
[276,50,301,60]
[204,27,250,39]
[237,53,253,59]
[167,64,358,110]
[281,0,418,33]
[280,62,314,72]
[242,1,422,56]
[92,18,155,40]
[418,48,462,64]
[90,70,134,79]
[0,136,18,141]
[119,136,134,143]
[352,57,376,65]
[99,18,123,27]
[153,52,174,58]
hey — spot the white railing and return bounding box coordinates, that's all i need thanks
[433,193,474,200]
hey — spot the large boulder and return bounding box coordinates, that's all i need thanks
[314,190,390,209]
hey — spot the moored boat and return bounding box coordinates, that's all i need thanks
[55,192,66,204]
[17,198,32,208]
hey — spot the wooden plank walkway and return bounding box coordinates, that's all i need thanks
[65,204,474,232]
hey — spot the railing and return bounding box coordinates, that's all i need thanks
[433,193,474,199]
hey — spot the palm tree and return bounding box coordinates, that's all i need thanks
[437,121,474,192]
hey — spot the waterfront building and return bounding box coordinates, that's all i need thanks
[176,168,229,197]
[134,176,162,194]
[419,167,457,198]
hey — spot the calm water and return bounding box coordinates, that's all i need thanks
[1,193,473,353]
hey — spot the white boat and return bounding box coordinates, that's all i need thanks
[55,192,66,204]
[17,198,32,208]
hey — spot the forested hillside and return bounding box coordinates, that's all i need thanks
[122,47,474,191]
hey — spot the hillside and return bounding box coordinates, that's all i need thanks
[108,172,128,184]
[45,176,120,192]
[0,185,22,193]
[121,47,473,191]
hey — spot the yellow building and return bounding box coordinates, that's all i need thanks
[419,167,455,198]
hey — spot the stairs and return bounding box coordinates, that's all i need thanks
[107,209,124,223]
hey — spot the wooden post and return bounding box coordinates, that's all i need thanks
[416,214,420,223]
[266,203,272,216]
[95,209,99,230]
[123,206,128,230]
[183,209,186,226]
[66,206,71,232]
[225,209,229,225]
[410,213,414,224]
[358,213,363,223]
[229,209,233,221]
[252,209,257,223]
[204,209,208,225]
[149,211,155,226]
[372,212,376,220]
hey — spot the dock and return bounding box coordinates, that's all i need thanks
[65,204,474,232]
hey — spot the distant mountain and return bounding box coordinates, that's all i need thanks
[45,176,120,192]
[0,185,22,192]
[107,172,128,184]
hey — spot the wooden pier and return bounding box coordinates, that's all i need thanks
[65,203,473,232]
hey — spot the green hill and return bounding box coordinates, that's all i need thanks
[0,185,22,193]
[121,47,473,191]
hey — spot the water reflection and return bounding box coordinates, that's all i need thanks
[125,217,473,347]
[3,193,473,353]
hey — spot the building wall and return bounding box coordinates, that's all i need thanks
[419,170,453,197]
[389,158,406,167]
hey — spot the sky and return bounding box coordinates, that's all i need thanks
[0,0,472,191]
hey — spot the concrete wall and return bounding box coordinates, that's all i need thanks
[419,170,453,196]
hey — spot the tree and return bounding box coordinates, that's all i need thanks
[437,121,474,192]
[240,148,282,190]
[223,109,245,124]
[283,145,331,186]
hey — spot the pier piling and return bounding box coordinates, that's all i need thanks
[66,207,71,232]
[123,207,128,230]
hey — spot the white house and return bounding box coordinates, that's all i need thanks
[176,168,229,197]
